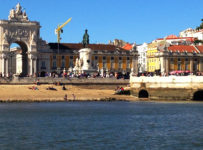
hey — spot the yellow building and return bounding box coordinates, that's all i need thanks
[147,42,160,72]
[153,45,203,74]
[46,43,133,74]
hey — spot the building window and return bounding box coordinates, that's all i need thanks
[119,57,122,60]
[170,58,174,64]
[103,56,106,60]
[62,56,65,59]
[185,63,189,70]
[41,61,46,69]
[61,61,65,68]
[127,61,130,69]
[53,55,56,59]
[53,61,56,69]
[111,62,114,69]
[69,61,73,67]
[103,62,106,68]
[178,63,181,70]
[119,62,122,69]
[185,59,189,70]
[193,59,198,71]
[95,56,98,60]
[111,57,114,60]
[70,56,73,59]
[177,58,181,70]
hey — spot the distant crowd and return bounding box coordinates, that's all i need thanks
[0,71,130,79]
[0,70,202,79]
[135,71,203,77]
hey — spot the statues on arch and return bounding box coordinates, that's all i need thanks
[30,31,37,45]
[16,3,22,15]
[8,3,29,21]
[3,30,9,44]
[9,9,15,20]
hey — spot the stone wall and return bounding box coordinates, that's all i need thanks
[130,76,203,100]
[0,77,129,85]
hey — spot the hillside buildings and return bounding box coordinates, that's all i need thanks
[180,28,203,41]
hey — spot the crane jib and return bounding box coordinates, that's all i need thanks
[55,17,72,43]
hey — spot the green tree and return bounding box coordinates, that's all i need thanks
[196,19,203,30]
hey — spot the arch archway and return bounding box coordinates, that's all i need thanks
[9,42,28,76]
[193,90,203,101]
[138,90,149,98]
[0,3,39,77]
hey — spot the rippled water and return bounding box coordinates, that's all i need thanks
[0,101,203,150]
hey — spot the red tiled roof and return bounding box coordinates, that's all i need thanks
[196,46,203,53]
[168,45,199,53]
[49,43,128,51]
[166,35,178,39]
[156,37,195,42]
[122,43,132,50]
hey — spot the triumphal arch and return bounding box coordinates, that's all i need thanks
[0,3,40,76]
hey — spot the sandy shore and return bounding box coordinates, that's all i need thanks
[0,84,136,102]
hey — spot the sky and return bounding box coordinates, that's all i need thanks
[0,0,203,45]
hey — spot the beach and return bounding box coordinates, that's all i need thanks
[0,84,135,102]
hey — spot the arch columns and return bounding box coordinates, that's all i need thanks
[0,52,9,77]
[28,52,37,76]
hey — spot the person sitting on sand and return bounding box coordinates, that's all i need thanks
[35,79,40,85]
[62,85,66,90]
[28,86,39,90]
[120,87,124,91]
[46,86,57,91]
[115,86,120,91]
[33,86,39,90]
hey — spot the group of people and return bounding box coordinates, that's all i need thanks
[115,86,125,94]
[27,81,76,101]
[135,71,203,77]
[31,71,130,79]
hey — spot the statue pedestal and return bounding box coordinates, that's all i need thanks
[79,48,96,74]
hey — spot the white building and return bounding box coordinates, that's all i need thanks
[180,28,203,40]
[154,35,195,45]
[137,43,148,73]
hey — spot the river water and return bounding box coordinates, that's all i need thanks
[0,101,202,150]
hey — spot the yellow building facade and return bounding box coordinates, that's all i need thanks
[46,43,133,74]
[147,42,160,72]
[148,45,203,74]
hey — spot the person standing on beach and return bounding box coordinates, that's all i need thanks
[72,94,75,100]
[64,94,67,101]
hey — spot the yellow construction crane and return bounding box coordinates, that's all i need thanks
[55,17,72,43]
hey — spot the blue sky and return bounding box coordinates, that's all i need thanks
[0,0,203,44]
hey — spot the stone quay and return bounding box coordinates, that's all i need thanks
[130,76,203,101]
